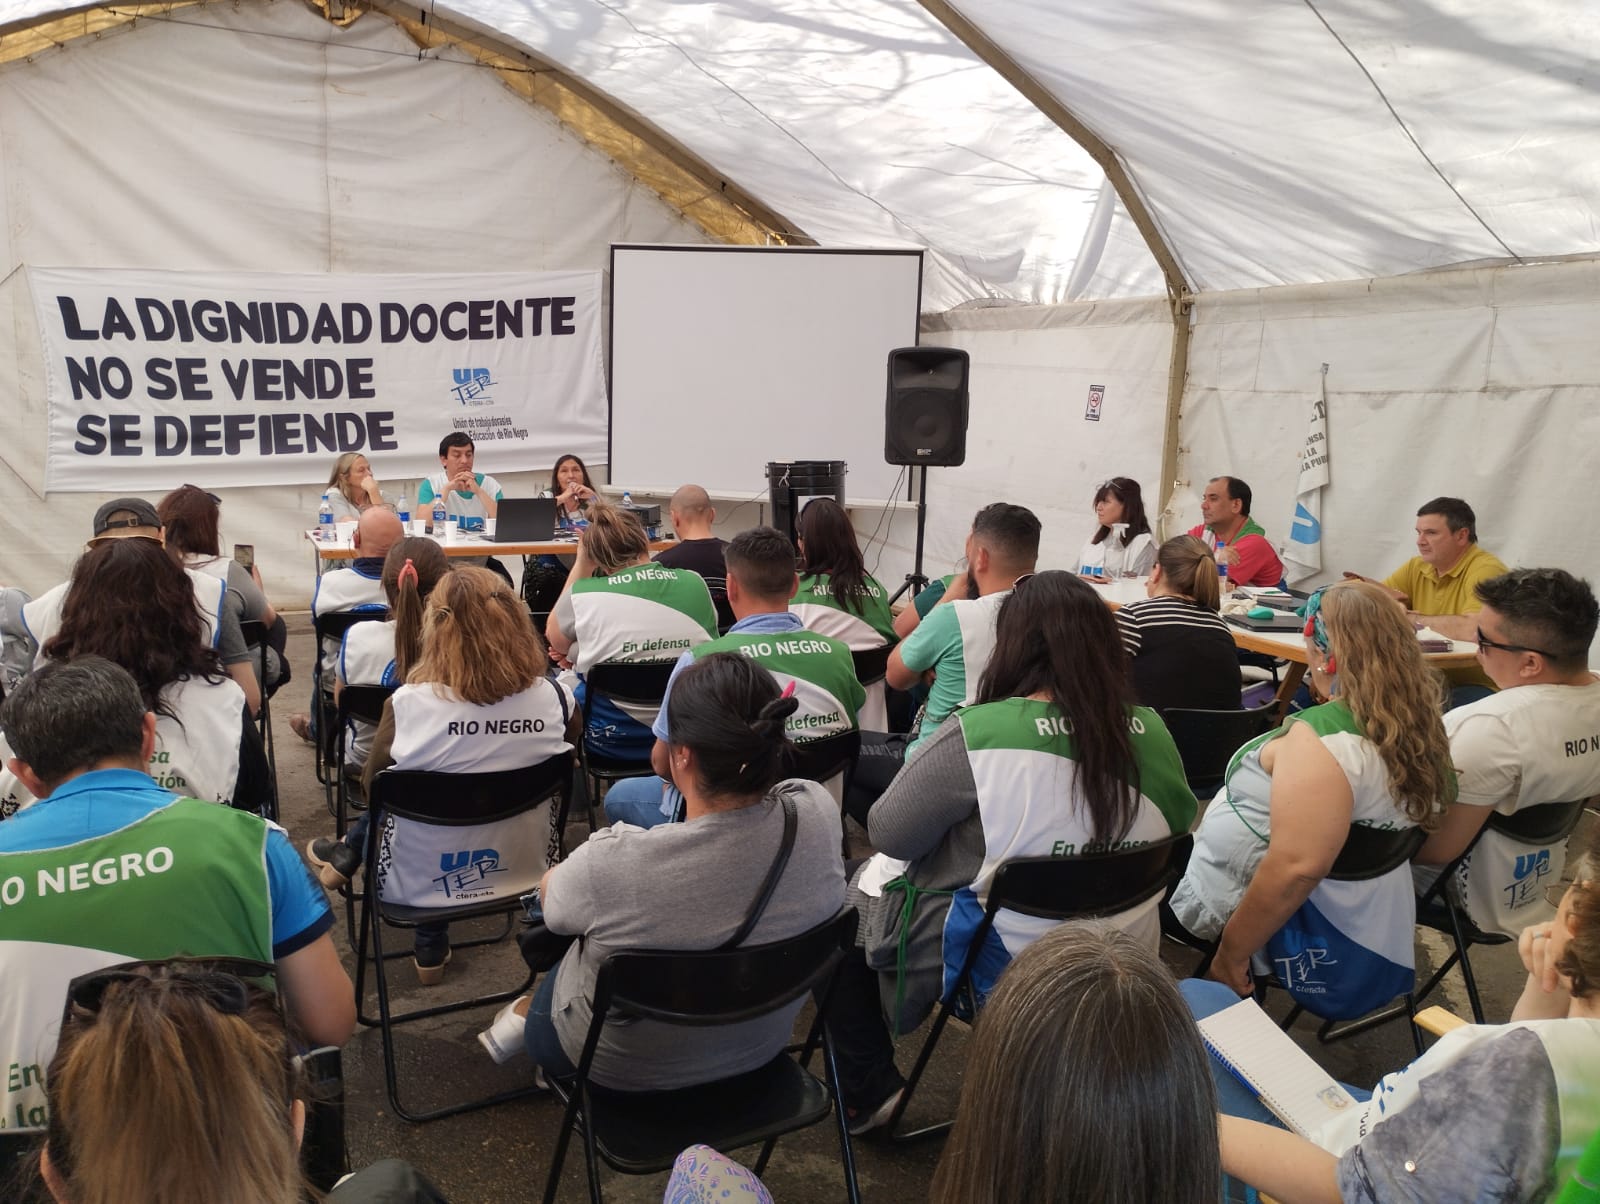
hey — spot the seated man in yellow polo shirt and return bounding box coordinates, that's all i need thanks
[1347,495,1508,694]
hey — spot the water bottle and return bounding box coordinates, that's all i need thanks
[432,493,447,536]
[622,489,633,509]
[1216,539,1229,582]
[396,489,410,529]
[1104,523,1129,580]
[318,492,334,542]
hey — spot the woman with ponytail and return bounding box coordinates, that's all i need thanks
[1115,534,1242,712]
[332,538,452,771]
[310,567,577,985]
[478,652,846,1090]
[825,572,1198,1133]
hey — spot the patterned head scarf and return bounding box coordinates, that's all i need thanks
[1301,585,1332,654]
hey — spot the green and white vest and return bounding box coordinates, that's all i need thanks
[690,628,866,743]
[789,572,897,651]
[0,799,276,1131]
[570,567,717,724]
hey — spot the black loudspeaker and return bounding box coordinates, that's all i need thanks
[885,346,969,467]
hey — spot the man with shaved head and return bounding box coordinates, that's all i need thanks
[654,483,732,629]
[290,506,403,741]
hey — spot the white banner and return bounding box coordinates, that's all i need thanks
[1284,364,1331,584]
[30,268,608,491]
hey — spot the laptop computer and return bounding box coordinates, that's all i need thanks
[493,497,559,543]
[1225,611,1308,633]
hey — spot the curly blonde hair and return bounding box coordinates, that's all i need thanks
[1319,580,1455,826]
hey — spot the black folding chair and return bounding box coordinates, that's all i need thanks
[849,646,891,690]
[239,617,277,817]
[353,754,573,1122]
[1158,704,1277,801]
[886,833,1195,1141]
[1251,824,1430,1052]
[1353,797,1590,1035]
[543,909,862,1204]
[1414,799,1589,1021]
[311,610,387,804]
[333,684,397,837]
[578,661,676,827]
[787,729,861,795]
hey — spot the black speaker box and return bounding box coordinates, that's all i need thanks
[885,346,969,467]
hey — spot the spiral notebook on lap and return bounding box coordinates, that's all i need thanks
[493,497,559,543]
[1195,997,1358,1138]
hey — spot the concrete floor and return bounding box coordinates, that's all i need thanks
[271,613,1563,1203]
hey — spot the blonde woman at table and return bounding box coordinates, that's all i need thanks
[1168,580,1456,995]
[1077,477,1156,578]
[325,452,386,520]
[1114,535,1240,714]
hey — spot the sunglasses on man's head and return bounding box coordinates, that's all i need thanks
[63,955,277,1023]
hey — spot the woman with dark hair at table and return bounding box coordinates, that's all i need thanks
[1076,476,1156,578]
[158,483,287,696]
[547,453,598,533]
[827,571,1196,1132]
[1114,534,1241,713]
[478,652,846,1090]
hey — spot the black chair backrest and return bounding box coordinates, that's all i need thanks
[850,645,892,688]
[238,617,268,648]
[594,909,858,1028]
[314,609,385,644]
[583,660,677,710]
[1488,797,1590,846]
[371,753,573,827]
[987,833,1194,922]
[786,730,861,785]
[1327,824,1426,881]
[338,683,396,726]
[1159,705,1278,788]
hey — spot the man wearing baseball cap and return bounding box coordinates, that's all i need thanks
[1,496,258,714]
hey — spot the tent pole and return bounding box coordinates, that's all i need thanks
[914,0,1196,533]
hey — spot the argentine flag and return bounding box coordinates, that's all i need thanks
[1284,374,1330,584]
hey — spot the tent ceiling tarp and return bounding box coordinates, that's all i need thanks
[7,0,1594,307]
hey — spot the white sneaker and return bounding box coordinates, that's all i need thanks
[479,997,529,1064]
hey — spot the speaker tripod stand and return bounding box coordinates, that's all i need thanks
[888,464,930,606]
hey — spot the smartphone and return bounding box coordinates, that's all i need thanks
[233,543,255,570]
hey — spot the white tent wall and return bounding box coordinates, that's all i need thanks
[0,0,708,605]
[843,298,1175,592]
[1176,258,1600,593]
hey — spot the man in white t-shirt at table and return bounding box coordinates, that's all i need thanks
[416,430,511,580]
[1414,567,1600,937]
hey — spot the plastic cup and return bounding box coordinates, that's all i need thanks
[443,520,460,541]
[410,518,427,537]
[335,520,357,545]
[484,517,497,541]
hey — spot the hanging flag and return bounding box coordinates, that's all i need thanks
[1284,365,1330,584]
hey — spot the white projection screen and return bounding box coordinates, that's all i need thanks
[608,245,923,502]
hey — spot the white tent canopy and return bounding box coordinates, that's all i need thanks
[1,0,1597,607]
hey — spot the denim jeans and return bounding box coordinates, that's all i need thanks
[602,775,680,829]
[523,966,577,1077]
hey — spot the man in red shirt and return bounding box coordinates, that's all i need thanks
[1186,476,1283,588]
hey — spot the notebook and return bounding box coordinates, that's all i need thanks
[1195,997,1358,1138]
[493,497,559,542]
